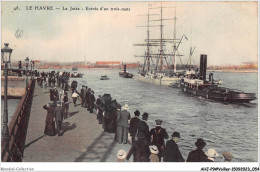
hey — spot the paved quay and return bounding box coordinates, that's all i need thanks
[23,84,132,162]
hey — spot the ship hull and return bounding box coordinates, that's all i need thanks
[180,84,256,103]
[134,74,180,86]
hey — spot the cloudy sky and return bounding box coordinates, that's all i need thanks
[1,1,258,65]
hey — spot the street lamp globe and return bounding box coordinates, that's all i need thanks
[1,43,13,63]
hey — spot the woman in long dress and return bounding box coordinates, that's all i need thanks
[43,103,56,136]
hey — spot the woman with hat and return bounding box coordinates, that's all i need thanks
[205,148,219,162]
[42,102,56,136]
[163,132,184,162]
[186,138,208,162]
[149,145,159,162]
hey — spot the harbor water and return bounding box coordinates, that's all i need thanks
[3,69,258,162]
[73,69,258,162]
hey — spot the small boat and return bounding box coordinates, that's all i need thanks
[72,66,78,71]
[119,65,133,78]
[100,75,109,80]
[180,54,256,103]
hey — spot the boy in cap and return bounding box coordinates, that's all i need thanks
[117,149,127,162]
[163,132,184,162]
[149,145,159,162]
[129,110,141,144]
[149,119,169,162]
[186,138,208,162]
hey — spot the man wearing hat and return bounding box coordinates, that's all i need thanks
[53,87,59,103]
[129,110,141,144]
[137,112,150,144]
[54,102,64,136]
[149,119,169,162]
[80,86,85,107]
[89,90,95,113]
[222,152,233,162]
[116,104,130,144]
[163,132,184,162]
[126,133,150,162]
[186,138,208,162]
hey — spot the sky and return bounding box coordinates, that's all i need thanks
[1,1,258,66]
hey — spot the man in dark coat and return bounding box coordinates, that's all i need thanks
[150,119,169,161]
[137,112,150,144]
[49,88,54,101]
[126,133,150,162]
[80,86,85,107]
[89,90,96,113]
[52,87,59,102]
[186,138,208,162]
[129,110,141,144]
[54,102,64,136]
[163,132,185,162]
[85,88,91,110]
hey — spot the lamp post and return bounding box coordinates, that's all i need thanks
[32,61,34,78]
[1,43,13,142]
[25,57,29,89]
[30,60,33,80]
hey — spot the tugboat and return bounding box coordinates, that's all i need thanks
[119,65,133,78]
[100,75,109,80]
[180,54,256,103]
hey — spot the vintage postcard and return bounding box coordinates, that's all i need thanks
[1,0,259,171]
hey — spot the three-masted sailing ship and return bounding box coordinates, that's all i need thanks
[134,3,192,86]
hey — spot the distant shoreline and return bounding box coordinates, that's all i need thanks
[207,69,258,73]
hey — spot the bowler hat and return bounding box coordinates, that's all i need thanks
[195,138,206,149]
[222,152,233,161]
[142,112,148,118]
[171,132,181,138]
[155,119,163,125]
[134,110,140,116]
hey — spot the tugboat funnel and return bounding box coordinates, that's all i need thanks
[200,54,207,81]
[124,64,126,73]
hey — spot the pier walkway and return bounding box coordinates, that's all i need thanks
[23,84,131,162]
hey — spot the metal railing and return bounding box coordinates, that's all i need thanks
[1,79,35,162]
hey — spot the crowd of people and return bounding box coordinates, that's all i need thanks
[38,70,234,162]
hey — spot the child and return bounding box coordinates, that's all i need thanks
[149,145,159,162]
[117,149,126,162]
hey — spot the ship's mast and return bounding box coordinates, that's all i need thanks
[147,8,150,73]
[173,9,177,73]
[159,2,163,71]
